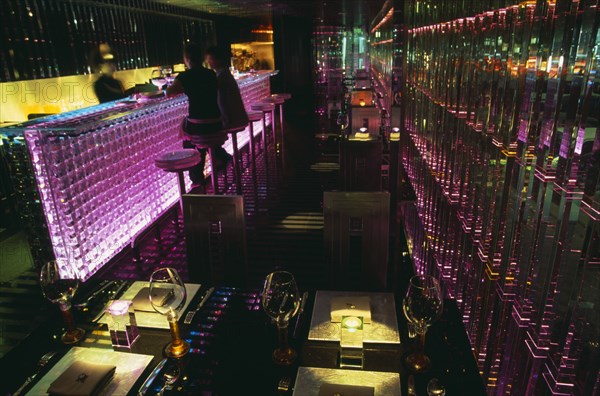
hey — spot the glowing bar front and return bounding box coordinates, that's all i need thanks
[10,71,275,280]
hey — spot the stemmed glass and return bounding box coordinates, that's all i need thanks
[149,268,190,358]
[163,67,175,86]
[262,271,301,365]
[150,69,167,91]
[40,261,85,344]
[336,111,349,136]
[403,274,443,372]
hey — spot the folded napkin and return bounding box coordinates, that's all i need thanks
[47,361,116,396]
[132,287,173,312]
[318,383,375,396]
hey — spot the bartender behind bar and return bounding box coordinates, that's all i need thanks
[91,43,128,103]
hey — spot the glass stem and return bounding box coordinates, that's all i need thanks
[277,322,289,351]
[416,331,426,355]
[169,319,183,347]
[60,303,75,332]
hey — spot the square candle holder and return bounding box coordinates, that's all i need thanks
[105,300,139,349]
[339,315,364,369]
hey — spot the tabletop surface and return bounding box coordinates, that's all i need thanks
[7,281,486,396]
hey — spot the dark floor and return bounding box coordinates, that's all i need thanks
[0,113,413,364]
[0,115,336,359]
[96,115,334,288]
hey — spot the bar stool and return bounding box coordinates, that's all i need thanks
[250,102,277,151]
[154,149,201,211]
[224,125,246,195]
[250,102,277,183]
[186,131,228,194]
[271,93,292,164]
[247,111,263,179]
[267,93,291,170]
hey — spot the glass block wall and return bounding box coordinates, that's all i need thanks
[0,0,216,82]
[313,25,369,84]
[402,0,599,394]
[370,0,402,117]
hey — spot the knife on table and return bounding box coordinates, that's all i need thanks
[293,291,309,339]
[137,358,168,396]
[184,287,215,324]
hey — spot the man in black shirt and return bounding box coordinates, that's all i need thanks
[168,43,229,186]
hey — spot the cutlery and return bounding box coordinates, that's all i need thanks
[73,280,114,308]
[292,291,308,339]
[13,351,57,395]
[184,287,214,324]
[137,358,168,396]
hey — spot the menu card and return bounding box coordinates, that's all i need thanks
[26,347,152,396]
[292,367,401,396]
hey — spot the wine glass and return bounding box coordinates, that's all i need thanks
[150,68,167,91]
[149,268,190,358]
[262,271,301,365]
[403,274,443,372]
[336,111,349,136]
[39,261,85,344]
[163,67,175,86]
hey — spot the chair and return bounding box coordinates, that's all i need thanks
[186,131,229,194]
[323,191,390,290]
[183,194,247,286]
[339,136,383,191]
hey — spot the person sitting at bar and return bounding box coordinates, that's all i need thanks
[167,43,230,186]
[204,46,249,130]
[92,43,128,103]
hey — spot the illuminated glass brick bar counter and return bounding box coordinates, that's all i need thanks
[3,70,276,281]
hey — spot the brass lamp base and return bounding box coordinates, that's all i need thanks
[164,339,190,358]
[272,347,297,366]
[61,328,86,344]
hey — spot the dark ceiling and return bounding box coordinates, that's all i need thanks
[154,0,384,26]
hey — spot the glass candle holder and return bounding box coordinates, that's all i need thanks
[340,315,364,368]
[106,300,139,349]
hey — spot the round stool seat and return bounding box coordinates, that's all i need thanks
[247,111,263,122]
[272,93,291,100]
[251,102,276,112]
[264,96,285,105]
[186,131,228,148]
[224,125,247,134]
[155,149,201,171]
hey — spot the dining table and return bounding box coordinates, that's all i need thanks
[5,279,486,395]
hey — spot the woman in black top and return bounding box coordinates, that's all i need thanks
[168,43,229,185]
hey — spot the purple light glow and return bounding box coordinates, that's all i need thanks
[107,300,132,316]
[22,72,275,280]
